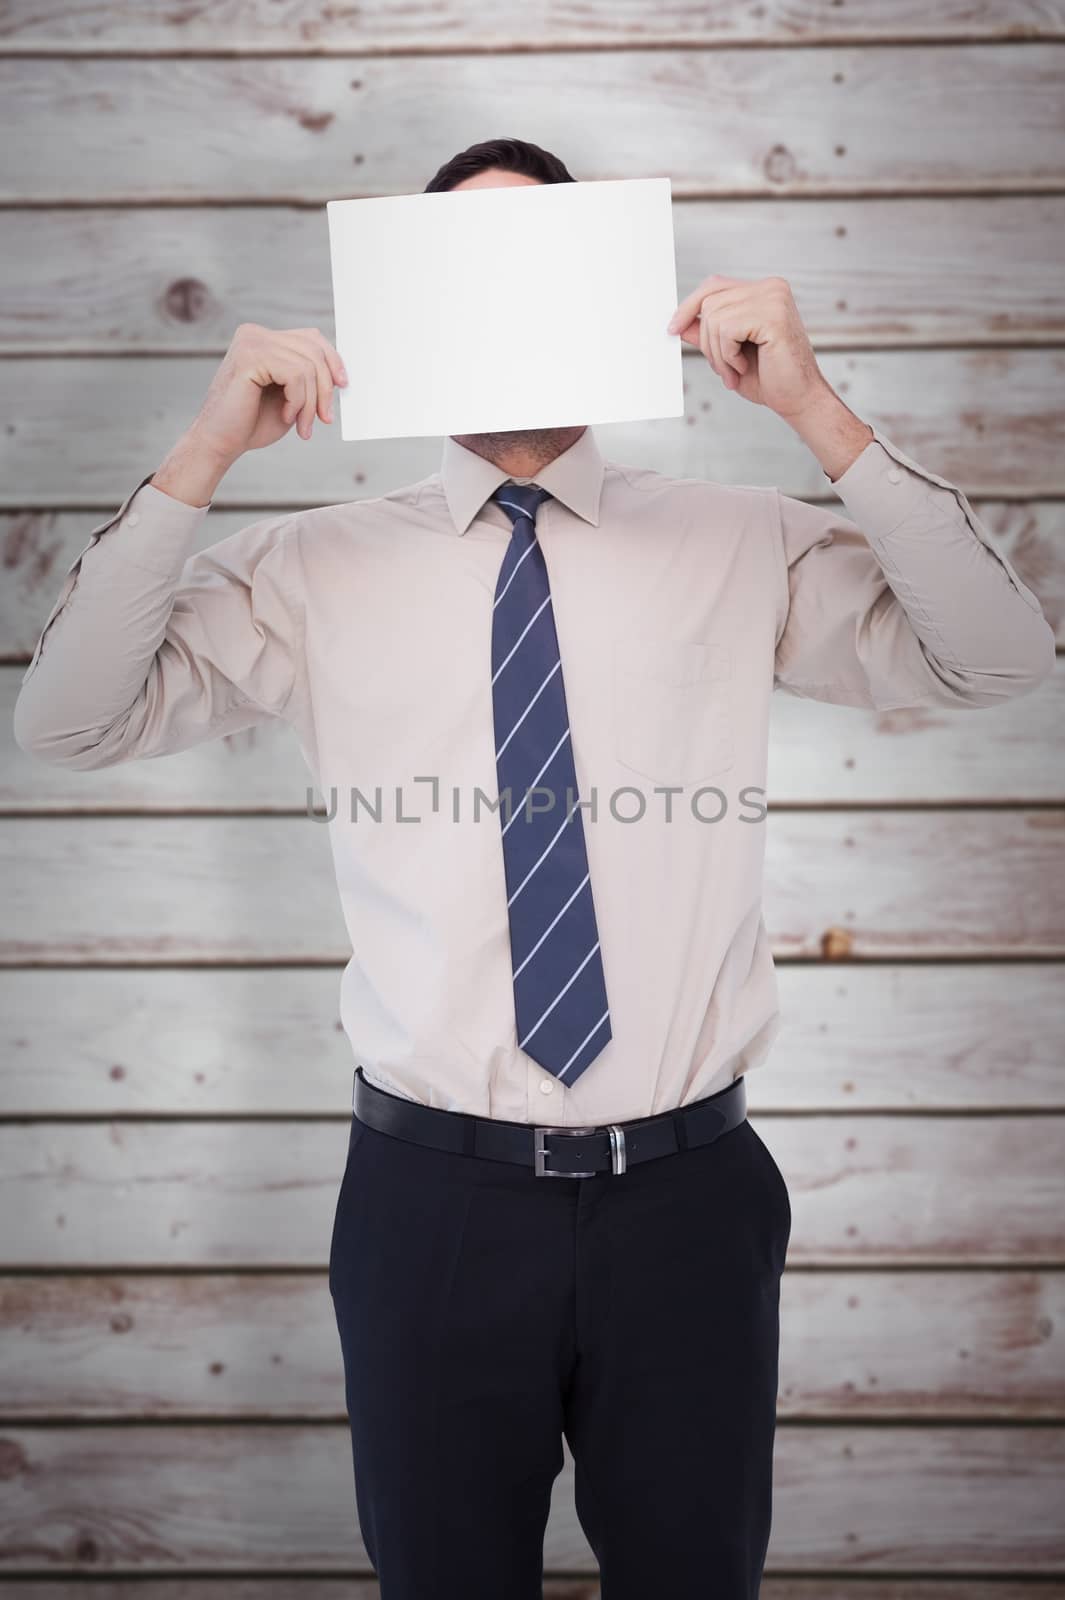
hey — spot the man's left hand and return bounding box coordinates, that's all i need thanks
[667,274,829,420]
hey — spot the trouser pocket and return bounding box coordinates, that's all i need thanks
[742,1117,792,1258]
[328,1115,368,1297]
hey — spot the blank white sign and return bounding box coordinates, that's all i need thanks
[326,176,685,441]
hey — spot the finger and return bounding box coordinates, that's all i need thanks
[695,307,726,385]
[282,372,306,433]
[306,328,349,388]
[275,354,317,438]
[293,328,348,395]
[693,288,757,372]
[279,335,338,423]
[667,274,747,333]
[306,347,337,423]
[668,284,709,336]
[706,318,738,391]
[318,359,336,423]
[698,310,725,385]
[278,370,302,427]
[719,320,749,377]
[296,358,319,438]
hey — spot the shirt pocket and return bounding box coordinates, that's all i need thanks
[613,636,734,786]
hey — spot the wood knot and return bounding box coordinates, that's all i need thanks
[162,277,210,324]
[821,926,853,960]
[298,110,335,133]
[763,144,797,185]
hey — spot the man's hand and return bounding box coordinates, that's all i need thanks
[667,274,873,479]
[191,323,349,462]
[666,274,828,417]
[150,323,350,508]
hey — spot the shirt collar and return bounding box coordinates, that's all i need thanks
[439,424,604,536]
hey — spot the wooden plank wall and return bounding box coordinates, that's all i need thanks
[2,2,1064,1593]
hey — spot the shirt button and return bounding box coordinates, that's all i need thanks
[887,468,902,485]
[539,1079,555,1095]
[126,510,141,527]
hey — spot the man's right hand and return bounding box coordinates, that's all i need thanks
[151,324,349,507]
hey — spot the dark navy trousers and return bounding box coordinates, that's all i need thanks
[328,1091,791,1598]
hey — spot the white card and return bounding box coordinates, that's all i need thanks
[326,176,684,441]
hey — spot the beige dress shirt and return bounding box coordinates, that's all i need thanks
[14,425,1055,1125]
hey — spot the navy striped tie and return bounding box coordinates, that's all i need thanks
[490,483,612,1085]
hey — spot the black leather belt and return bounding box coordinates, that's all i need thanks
[352,1065,748,1177]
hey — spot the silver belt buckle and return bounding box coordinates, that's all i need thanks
[534,1123,628,1177]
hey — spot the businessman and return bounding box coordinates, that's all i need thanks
[14,137,1056,1599]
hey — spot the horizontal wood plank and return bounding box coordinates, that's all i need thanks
[4,197,1065,351]
[3,0,1064,51]
[3,48,1065,203]
[767,667,1065,803]
[0,1423,1062,1572]
[3,350,1064,508]
[3,816,349,964]
[2,1115,1062,1266]
[4,812,1062,965]
[767,963,1065,1109]
[3,1269,1061,1420]
[2,964,1063,1115]
[5,662,1063,811]
[762,809,1065,959]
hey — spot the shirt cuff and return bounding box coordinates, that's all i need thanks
[825,425,1046,617]
[83,474,213,581]
[827,430,935,537]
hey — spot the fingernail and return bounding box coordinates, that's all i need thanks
[338,366,349,384]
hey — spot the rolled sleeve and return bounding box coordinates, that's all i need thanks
[772,429,1056,711]
[13,476,304,768]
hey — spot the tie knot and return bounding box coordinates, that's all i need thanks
[491,484,552,528]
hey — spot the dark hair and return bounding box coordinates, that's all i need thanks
[424,137,576,193]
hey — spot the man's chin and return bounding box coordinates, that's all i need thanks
[456,427,565,445]
[451,424,585,467]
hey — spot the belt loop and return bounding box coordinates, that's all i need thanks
[462,1116,477,1157]
[672,1111,689,1153]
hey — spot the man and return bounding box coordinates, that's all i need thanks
[14,136,1055,1598]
